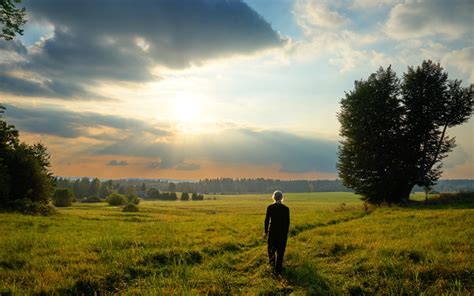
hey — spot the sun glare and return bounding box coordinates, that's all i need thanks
[173,92,202,132]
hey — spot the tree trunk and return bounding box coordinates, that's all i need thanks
[399,183,415,205]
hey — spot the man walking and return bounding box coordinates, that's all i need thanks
[264,190,290,274]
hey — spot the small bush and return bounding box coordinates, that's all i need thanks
[146,188,160,199]
[160,192,169,200]
[106,193,127,206]
[82,196,103,203]
[122,204,139,212]
[53,189,74,207]
[436,191,473,202]
[127,194,140,205]
[181,192,190,201]
[5,198,56,216]
[192,193,204,201]
[169,192,178,200]
[158,192,178,201]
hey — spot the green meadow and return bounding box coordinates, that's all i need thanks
[0,192,473,295]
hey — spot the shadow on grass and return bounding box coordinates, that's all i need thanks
[143,249,203,266]
[283,262,334,295]
[53,265,157,295]
[407,192,474,210]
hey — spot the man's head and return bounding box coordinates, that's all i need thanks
[272,190,283,202]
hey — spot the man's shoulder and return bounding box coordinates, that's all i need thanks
[268,203,289,209]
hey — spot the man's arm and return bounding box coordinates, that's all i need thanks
[285,208,290,234]
[264,206,270,235]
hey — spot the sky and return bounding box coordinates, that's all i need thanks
[0,0,473,180]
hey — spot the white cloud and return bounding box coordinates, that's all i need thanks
[292,0,473,77]
[291,0,392,72]
[329,47,392,73]
[393,41,474,83]
[442,47,474,83]
[351,0,399,9]
[385,0,473,40]
[294,0,347,31]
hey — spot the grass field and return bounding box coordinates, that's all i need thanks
[0,192,473,295]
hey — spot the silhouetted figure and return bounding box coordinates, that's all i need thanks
[264,190,290,274]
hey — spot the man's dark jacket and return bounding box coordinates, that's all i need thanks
[264,202,290,240]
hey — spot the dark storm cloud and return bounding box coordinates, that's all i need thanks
[98,128,338,173]
[0,0,285,99]
[209,129,338,173]
[0,39,27,54]
[0,72,107,100]
[3,104,168,138]
[107,160,129,166]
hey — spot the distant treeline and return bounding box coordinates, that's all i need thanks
[56,177,474,197]
[56,177,352,196]
[173,178,353,194]
[413,179,474,193]
[54,177,204,201]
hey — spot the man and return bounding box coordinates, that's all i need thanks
[264,190,290,274]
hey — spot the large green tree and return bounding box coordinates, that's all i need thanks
[338,61,473,204]
[0,106,55,211]
[338,66,404,204]
[0,0,27,40]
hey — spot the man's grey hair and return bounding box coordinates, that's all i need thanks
[272,190,283,202]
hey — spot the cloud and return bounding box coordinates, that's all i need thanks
[146,161,161,169]
[443,146,471,169]
[6,103,468,176]
[3,104,168,138]
[328,47,392,73]
[0,0,285,100]
[0,72,107,100]
[389,41,474,84]
[97,128,338,173]
[442,47,474,83]
[294,0,347,31]
[107,160,128,166]
[291,0,392,72]
[146,160,201,171]
[350,0,398,9]
[0,40,27,63]
[176,162,201,171]
[385,0,473,40]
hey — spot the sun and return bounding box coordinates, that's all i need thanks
[173,92,202,132]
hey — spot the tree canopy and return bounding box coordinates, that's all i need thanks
[0,106,55,213]
[338,61,473,204]
[0,0,27,40]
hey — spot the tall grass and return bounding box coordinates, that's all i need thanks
[0,192,472,295]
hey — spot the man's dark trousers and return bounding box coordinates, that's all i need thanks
[268,236,287,274]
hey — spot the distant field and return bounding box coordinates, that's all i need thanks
[0,192,473,295]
